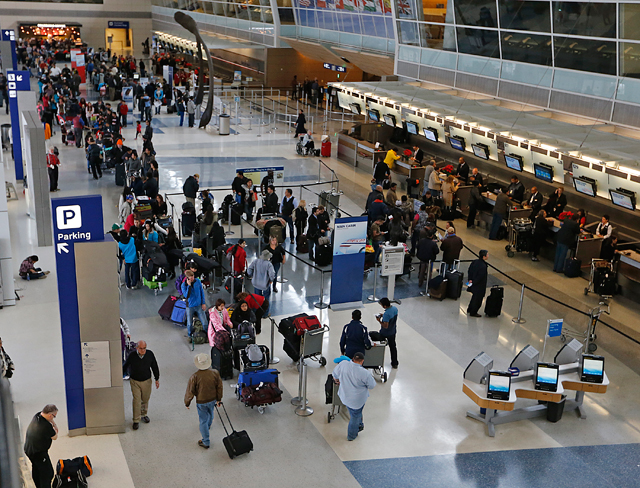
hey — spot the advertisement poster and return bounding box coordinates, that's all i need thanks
[330,216,368,307]
[236,166,285,194]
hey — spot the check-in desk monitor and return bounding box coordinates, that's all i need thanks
[581,354,605,383]
[535,362,560,392]
[487,371,511,400]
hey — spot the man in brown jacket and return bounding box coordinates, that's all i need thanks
[440,227,463,270]
[185,354,223,449]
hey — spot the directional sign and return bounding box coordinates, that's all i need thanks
[51,195,105,431]
[323,62,347,73]
[108,21,129,29]
[1,29,15,41]
[547,319,563,338]
[7,71,31,180]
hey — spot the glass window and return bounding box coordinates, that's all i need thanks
[372,16,387,38]
[554,36,616,76]
[621,4,640,41]
[423,6,448,24]
[397,21,420,46]
[454,0,497,28]
[553,2,615,38]
[419,22,446,50]
[456,27,499,57]
[278,7,295,24]
[620,42,640,79]
[395,0,418,20]
[501,32,552,66]
[499,0,550,32]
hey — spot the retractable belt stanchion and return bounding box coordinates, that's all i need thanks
[512,283,526,324]
[367,263,379,302]
[230,255,235,299]
[295,359,313,417]
[269,318,280,365]
[314,270,329,309]
[291,359,306,406]
[226,205,234,236]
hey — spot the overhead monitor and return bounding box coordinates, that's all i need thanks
[423,127,439,142]
[573,177,597,197]
[406,120,419,135]
[534,362,559,392]
[609,188,636,211]
[534,162,554,183]
[349,103,361,115]
[367,108,380,122]
[554,338,583,365]
[510,345,539,372]
[581,354,604,383]
[383,114,396,127]
[504,154,523,172]
[472,143,489,160]
[486,371,511,401]
[448,136,465,152]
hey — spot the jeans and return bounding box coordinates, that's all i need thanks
[372,240,382,264]
[124,261,139,288]
[429,189,440,199]
[245,202,254,221]
[418,260,433,287]
[74,128,83,147]
[155,104,161,115]
[347,406,365,441]
[27,452,54,488]
[145,107,152,121]
[254,287,271,316]
[197,401,216,446]
[283,215,294,240]
[178,111,184,126]
[370,331,397,366]
[489,213,504,240]
[554,243,569,272]
[272,263,281,290]
[186,306,209,336]
[188,113,195,127]
[467,205,477,228]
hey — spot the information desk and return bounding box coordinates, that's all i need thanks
[463,363,609,437]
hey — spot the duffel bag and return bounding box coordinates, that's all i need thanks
[240,382,282,407]
[293,315,321,336]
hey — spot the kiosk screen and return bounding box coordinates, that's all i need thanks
[505,154,523,172]
[368,109,380,122]
[487,371,511,400]
[406,121,419,135]
[535,363,559,392]
[609,189,636,211]
[573,178,596,197]
[581,354,604,383]
[383,114,396,127]
[472,143,489,160]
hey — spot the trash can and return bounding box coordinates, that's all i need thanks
[546,396,566,422]
[321,135,331,157]
[219,114,230,136]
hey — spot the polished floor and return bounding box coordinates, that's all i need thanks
[3,92,640,488]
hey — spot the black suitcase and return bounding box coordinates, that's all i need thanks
[211,347,234,380]
[315,244,332,266]
[224,275,243,294]
[216,403,253,459]
[564,257,582,278]
[231,203,242,225]
[115,163,126,186]
[594,268,617,296]
[446,270,464,300]
[484,286,504,317]
[182,212,196,237]
[428,277,448,301]
[296,235,309,253]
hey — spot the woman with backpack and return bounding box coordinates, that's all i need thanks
[231,300,256,329]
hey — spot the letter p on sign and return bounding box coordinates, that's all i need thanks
[56,205,82,229]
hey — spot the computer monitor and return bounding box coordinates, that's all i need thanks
[487,371,511,401]
[337,92,350,110]
[581,354,604,383]
[573,177,597,197]
[534,162,554,183]
[472,143,489,160]
[609,188,636,211]
[554,338,583,365]
[504,154,523,172]
[367,109,380,122]
[383,114,396,127]
[449,136,465,152]
[133,73,140,80]
[535,362,560,392]
[510,345,539,372]
[349,103,361,115]
[423,127,438,142]
[406,121,419,135]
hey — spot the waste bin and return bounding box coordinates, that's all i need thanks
[219,114,230,136]
[1,124,11,149]
[546,396,566,422]
[321,135,331,157]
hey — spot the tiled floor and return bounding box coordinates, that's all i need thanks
[3,88,640,488]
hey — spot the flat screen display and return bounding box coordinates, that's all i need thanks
[449,136,465,151]
[406,121,419,135]
[573,178,596,197]
[609,189,636,211]
[423,127,438,142]
[383,114,396,127]
[337,92,350,110]
[534,163,554,183]
[349,103,361,115]
[487,371,511,400]
[133,73,140,80]
[367,109,380,122]
[581,354,604,383]
[535,362,559,392]
[472,143,489,160]
[504,154,523,172]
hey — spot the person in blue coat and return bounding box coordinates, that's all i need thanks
[143,220,159,243]
[340,310,372,359]
[181,270,209,337]
[118,230,139,289]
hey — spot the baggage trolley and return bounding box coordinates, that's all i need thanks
[297,325,330,368]
[560,301,609,353]
[327,379,344,423]
[584,259,615,297]
[505,219,532,258]
[363,340,388,382]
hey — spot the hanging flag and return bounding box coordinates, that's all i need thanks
[379,0,391,13]
[396,0,413,17]
[343,0,355,11]
[317,0,327,6]
[362,0,377,12]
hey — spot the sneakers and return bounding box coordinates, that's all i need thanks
[358,424,365,432]
[123,374,130,380]
[531,257,539,262]
[141,416,150,423]
[273,287,278,293]
[198,440,210,449]
[132,422,139,430]
[44,271,51,275]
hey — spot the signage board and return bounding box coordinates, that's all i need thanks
[108,21,130,29]
[381,245,404,276]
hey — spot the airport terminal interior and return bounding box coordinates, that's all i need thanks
[3,1,640,487]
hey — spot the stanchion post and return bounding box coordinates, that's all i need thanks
[291,358,305,405]
[317,159,322,183]
[225,205,234,235]
[314,270,329,309]
[512,283,526,324]
[269,318,280,365]
[367,263,379,302]
[230,255,235,299]
[295,360,313,417]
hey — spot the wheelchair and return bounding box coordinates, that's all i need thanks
[296,140,315,156]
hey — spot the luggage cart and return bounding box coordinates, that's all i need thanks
[327,379,344,423]
[363,340,388,382]
[584,259,615,297]
[298,325,330,368]
[560,301,609,353]
[505,218,532,258]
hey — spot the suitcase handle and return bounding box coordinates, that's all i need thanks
[214,402,236,436]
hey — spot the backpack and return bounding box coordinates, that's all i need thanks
[52,472,87,488]
[56,456,92,478]
[246,343,263,362]
[237,321,256,340]
[188,319,207,344]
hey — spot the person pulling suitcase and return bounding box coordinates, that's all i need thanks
[466,250,489,317]
[185,354,223,449]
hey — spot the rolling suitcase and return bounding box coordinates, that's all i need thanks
[170,300,187,325]
[231,203,242,225]
[211,347,234,380]
[158,295,179,320]
[315,244,332,266]
[445,262,464,300]
[484,286,504,317]
[564,257,582,278]
[157,216,173,230]
[115,163,126,186]
[594,268,617,296]
[215,403,253,459]
[238,368,279,387]
[224,275,243,294]
[428,277,448,300]
[135,196,153,220]
[182,212,196,237]
[296,235,309,253]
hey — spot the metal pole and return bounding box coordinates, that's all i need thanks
[261,89,265,125]
[367,263,379,302]
[317,160,322,183]
[230,255,235,299]
[311,116,314,134]
[269,318,280,365]
[291,358,305,405]
[314,271,329,309]
[295,360,314,416]
[286,92,291,133]
[225,204,234,235]
[240,215,244,239]
[512,283,526,324]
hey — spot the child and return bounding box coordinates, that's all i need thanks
[135,120,142,139]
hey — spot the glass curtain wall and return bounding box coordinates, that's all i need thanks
[152,0,277,25]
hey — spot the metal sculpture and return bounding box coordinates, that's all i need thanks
[174,11,214,128]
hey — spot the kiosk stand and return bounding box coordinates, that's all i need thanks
[380,245,404,304]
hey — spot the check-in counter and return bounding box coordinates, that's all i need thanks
[392,160,426,182]
[336,132,385,172]
[619,250,640,282]
[575,235,604,265]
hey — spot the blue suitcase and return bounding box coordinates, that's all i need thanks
[238,369,279,387]
[170,300,187,326]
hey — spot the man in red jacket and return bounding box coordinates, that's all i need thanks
[118,101,129,128]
